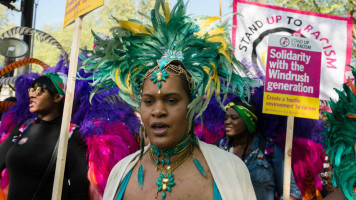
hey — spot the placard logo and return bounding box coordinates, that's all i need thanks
[280,37,290,47]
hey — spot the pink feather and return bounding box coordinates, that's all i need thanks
[291,138,325,196]
[85,120,139,195]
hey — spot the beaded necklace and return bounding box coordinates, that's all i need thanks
[150,135,191,165]
[149,143,193,199]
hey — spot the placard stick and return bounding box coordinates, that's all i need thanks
[283,116,294,200]
[51,16,83,200]
[219,0,222,24]
[353,25,356,39]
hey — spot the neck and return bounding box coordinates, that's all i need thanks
[38,109,61,122]
[230,132,253,147]
[150,135,193,165]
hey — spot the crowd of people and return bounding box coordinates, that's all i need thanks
[0,0,354,200]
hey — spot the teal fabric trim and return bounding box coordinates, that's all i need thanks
[115,169,222,200]
[213,179,222,200]
[116,170,133,200]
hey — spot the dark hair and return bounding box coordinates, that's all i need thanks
[31,76,58,97]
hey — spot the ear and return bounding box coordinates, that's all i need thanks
[53,93,62,103]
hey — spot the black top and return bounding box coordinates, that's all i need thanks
[0,117,89,200]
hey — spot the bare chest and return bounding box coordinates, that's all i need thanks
[122,156,213,200]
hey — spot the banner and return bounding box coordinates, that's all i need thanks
[232,0,353,100]
[64,0,104,28]
[263,35,322,119]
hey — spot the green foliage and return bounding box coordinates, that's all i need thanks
[2,0,156,72]
[0,5,17,68]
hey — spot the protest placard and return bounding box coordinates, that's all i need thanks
[263,34,322,119]
[64,0,103,28]
[233,0,353,100]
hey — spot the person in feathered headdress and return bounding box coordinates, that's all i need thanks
[322,65,356,200]
[82,0,259,199]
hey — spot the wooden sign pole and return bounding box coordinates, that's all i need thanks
[219,0,222,24]
[51,16,83,200]
[283,116,294,200]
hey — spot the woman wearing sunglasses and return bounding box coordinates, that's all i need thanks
[0,73,89,200]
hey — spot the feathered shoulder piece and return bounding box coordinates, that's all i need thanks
[323,65,356,200]
[81,0,258,121]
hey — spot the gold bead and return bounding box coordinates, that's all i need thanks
[162,178,169,183]
[162,183,167,191]
[157,72,162,81]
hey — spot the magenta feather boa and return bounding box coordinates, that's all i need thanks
[291,138,325,197]
[85,120,138,195]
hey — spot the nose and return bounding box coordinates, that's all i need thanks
[151,100,167,118]
[29,90,36,98]
[224,116,231,125]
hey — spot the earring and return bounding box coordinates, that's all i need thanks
[138,123,145,189]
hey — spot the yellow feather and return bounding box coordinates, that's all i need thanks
[203,66,210,74]
[196,16,220,36]
[206,36,227,51]
[206,28,224,37]
[115,69,133,95]
[205,36,231,63]
[204,62,220,97]
[220,50,231,63]
[119,20,153,34]
[163,0,170,23]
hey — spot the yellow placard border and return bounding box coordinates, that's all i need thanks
[262,92,319,119]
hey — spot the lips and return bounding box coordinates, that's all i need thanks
[225,127,233,132]
[29,100,36,108]
[151,122,169,136]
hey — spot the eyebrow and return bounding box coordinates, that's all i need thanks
[142,93,180,97]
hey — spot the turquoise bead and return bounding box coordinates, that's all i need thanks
[168,182,175,186]
[162,191,166,199]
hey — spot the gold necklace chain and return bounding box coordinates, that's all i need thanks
[149,144,193,173]
[149,144,194,199]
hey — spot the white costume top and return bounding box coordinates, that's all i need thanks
[103,140,256,200]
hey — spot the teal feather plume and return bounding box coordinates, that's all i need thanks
[81,0,258,126]
[322,65,356,200]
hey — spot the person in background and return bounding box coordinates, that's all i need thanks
[0,73,89,200]
[218,99,301,200]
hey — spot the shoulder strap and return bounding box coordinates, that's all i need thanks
[32,139,59,200]
[32,123,79,200]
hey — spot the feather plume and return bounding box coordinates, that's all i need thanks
[322,65,356,199]
[0,58,49,76]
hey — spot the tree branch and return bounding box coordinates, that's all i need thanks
[311,0,321,13]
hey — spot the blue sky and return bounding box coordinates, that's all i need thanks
[7,0,232,29]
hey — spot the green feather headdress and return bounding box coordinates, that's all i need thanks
[81,0,258,125]
[323,65,356,200]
